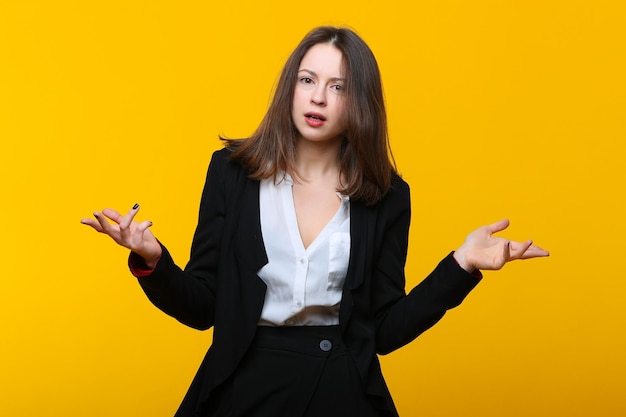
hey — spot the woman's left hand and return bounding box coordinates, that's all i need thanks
[453,219,549,273]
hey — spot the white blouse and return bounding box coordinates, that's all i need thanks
[257,173,351,326]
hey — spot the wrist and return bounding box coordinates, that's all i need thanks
[453,248,476,273]
[135,244,162,269]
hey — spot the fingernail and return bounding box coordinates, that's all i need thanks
[93,212,99,218]
[132,203,139,210]
[80,219,86,224]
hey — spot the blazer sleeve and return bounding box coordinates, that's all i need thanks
[133,149,230,330]
[372,178,481,354]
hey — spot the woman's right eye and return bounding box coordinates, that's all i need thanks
[299,77,313,84]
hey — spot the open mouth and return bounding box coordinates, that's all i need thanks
[305,113,326,121]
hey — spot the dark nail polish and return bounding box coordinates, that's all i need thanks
[132,203,139,210]
[93,212,99,218]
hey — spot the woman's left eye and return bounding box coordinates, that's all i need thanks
[331,84,343,91]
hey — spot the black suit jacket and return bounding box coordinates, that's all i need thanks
[136,148,481,416]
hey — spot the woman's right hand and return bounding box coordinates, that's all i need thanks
[81,203,162,268]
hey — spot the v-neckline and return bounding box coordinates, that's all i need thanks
[282,175,346,254]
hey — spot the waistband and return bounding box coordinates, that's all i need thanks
[252,325,344,356]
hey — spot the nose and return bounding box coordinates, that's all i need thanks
[311,85,326,106]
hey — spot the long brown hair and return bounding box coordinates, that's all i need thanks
[222,26,396,206]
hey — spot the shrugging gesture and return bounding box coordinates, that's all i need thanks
[77,26,552,417]
[453,219,549,273]
[81,204,162,268]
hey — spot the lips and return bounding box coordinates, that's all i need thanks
[304,112,326,127]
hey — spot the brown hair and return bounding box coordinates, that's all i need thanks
[222,26,396,206]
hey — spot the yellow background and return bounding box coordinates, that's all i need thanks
[1,0,624,415]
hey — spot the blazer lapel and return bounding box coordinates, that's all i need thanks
[345,200,371,290]
[339,200,372,331]
[234,178,269,273]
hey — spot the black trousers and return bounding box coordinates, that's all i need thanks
[209,325,379,417]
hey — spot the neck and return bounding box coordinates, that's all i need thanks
[293,137,342,182]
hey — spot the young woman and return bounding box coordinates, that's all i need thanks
[81,26,548,417]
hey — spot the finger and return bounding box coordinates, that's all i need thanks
[509,239,533,260]
[101,208,124,224]
[519,245,550,259]
[80,218,103,232]
[484,219,510,236]
[502,240,511,263]
[92,211,113,234]
[532,245,550,256]
[119,203,141,240]
[120,203,140,230]
[135,219,153,235]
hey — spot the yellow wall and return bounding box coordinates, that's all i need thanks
[1,1,624,415]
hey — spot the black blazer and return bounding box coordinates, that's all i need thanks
[136,148,481,417]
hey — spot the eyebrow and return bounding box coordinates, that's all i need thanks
[298,69,345,82]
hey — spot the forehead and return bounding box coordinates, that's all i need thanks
[299,43,344,76]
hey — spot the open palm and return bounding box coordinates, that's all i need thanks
[453,219,549,272]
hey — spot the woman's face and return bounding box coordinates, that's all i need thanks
[291,43,347,145]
